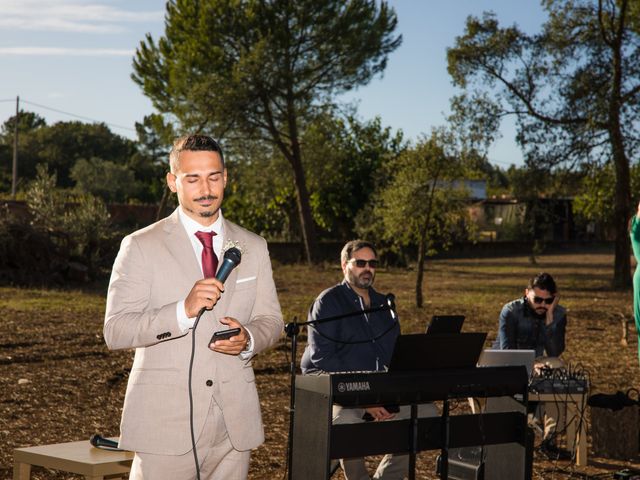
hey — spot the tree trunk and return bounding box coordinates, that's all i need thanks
[289,153,317,264]
[608,4,632,289]
[284,79,317,264]
[415,235,426,308]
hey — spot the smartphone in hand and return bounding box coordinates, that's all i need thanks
[209,327,241,344]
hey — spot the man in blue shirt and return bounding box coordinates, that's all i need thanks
[494,272,569,460]
[301,240,414,480]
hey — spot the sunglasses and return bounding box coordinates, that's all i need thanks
[532,295,554,305]
[349,259,379,268]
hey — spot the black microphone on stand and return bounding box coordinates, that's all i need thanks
[386,293,396,319]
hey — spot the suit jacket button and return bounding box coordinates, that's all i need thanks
[206,380,213,387]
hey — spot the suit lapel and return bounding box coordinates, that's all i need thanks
[163,209,202,282]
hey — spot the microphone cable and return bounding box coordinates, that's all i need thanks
[188,307,207,480]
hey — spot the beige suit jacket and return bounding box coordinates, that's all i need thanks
[104,209,283,455]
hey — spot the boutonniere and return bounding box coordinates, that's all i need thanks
[223,239,245,255]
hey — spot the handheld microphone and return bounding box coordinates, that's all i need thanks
[89,434,123,450]
[215,247,242,283]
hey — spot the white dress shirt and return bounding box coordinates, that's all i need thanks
[175,207,254,355]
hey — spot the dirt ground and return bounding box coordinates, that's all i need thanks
[2,251,640,479]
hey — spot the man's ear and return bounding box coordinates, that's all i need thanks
[166,172,177,192]
[223,168,228,188]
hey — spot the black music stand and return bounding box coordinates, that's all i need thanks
[284,295,398,480]
[388,332,487,480]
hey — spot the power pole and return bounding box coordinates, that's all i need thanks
[11,96,19,199]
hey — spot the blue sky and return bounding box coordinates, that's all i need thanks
[0,0,548,167]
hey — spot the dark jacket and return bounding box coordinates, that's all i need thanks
[493,297,566,357]
[300,281,400,374]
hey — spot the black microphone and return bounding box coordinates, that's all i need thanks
[196,247,243,319]
[215,247,242,283]
[386,293,397,319]
[89,434,123,450]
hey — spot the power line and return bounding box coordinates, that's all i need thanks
[16,98,137,132]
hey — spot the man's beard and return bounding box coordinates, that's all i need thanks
[191,195,219,217]
[347,269,375,290]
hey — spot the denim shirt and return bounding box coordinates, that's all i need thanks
[492,297,566,357]
[300,281,400,374]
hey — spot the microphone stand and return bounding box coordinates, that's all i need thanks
[284,295,397,480]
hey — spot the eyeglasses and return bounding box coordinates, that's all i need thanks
[532,295,554,305]
[349,259,379,268]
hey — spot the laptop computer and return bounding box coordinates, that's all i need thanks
[477,349,536,378]
[426,315,465,335]
[388,332,487,372]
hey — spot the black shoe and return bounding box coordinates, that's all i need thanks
[539,439,572,461]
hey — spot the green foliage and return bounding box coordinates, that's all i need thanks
[360,129,473,306]
[0,110,46,143]
[25,164,114,279]
[223,143,298,240]
[70,157,138,203]
[0,116,138,194]
[368,131,472,253]
[303,110,405,238]
[130,114,175,204]
[574,161,640,233]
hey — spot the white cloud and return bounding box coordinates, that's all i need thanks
[0,47,135,56]
[0,0,163,33]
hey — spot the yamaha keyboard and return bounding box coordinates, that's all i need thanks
[297,366,529,406]
[291,366,532,480]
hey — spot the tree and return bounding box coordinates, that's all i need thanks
[363,130,472,307]
[70,157,138,203]
[302,110,405,239]
[447,0,640,288]
[26,164,112,280]
[132,0,401,262]
[0,111,46,194]
[132,114,176,212]
[574,161,640,239]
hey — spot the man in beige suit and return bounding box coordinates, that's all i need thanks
[104,134,283,479]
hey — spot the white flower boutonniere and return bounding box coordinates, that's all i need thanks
[222,239,245,255]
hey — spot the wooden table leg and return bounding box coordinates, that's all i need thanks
[13,461,31,480]
[575,397,587,466]
[565,397,587,466]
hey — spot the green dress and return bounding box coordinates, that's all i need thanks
[631,216,640,364]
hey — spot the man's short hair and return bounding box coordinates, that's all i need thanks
[528,272,557,294]
[341,240,377,265]
[169,134,225,173]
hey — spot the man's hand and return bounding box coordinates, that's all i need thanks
[210,317,249,355]
[546,293,559,326]
[364,406,395,421]
[184,278,225,318]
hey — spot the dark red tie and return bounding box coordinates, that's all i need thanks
[195,231,218,278]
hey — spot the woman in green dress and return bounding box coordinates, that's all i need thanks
[631,201,640,364]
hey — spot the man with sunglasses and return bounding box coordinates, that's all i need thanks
[300,239,408,480]
[493,272,568,459]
